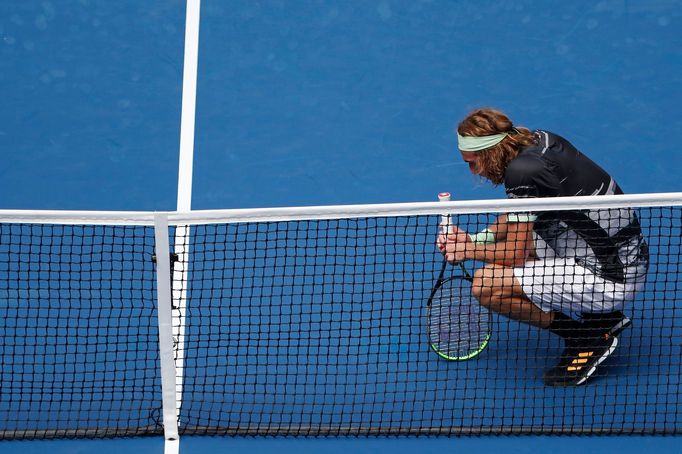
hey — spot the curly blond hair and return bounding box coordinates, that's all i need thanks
[457,108,536,185]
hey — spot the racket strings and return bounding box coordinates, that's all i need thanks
[429,279,490,358]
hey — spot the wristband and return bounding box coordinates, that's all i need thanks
[507,212,537,223]
[468,228,496,244]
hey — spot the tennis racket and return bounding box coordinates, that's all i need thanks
[426,192,492,361]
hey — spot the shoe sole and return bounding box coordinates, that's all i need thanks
[574,336,619,386]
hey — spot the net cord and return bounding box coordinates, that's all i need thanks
[171,192,682,224]
[0,192,681,226]
[154,213,180,444]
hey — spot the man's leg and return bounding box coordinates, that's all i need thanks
[470,262,619,387]
[470,263,625,337]
[470,263,554,328]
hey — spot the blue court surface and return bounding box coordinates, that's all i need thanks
[2,1,682,453]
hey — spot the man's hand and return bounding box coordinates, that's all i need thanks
[436,225,472,263]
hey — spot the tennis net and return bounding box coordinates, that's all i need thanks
[0,193,680,439]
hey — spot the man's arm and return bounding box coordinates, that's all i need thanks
[438,220,534,268]
[467,220,534,267]
[480,214,510,242]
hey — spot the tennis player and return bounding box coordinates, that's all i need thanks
[437,108,649,386]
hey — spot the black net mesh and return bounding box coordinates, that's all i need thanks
[0,205,680,439]
[0,224,162,439]
[176,208,681,436]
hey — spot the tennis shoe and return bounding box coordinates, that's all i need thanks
[581,310,632,338]
[543,333,619,387]
[605,312,631,338]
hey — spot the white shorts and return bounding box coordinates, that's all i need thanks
[513,235,647,314]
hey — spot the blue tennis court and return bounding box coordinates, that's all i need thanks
[2,1,681,453]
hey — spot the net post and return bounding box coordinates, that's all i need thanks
[154,213,180,446]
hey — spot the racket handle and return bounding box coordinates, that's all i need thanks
[438,192,452,233]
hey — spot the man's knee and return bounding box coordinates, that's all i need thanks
[471,264,520,308]
[471,266,494,305]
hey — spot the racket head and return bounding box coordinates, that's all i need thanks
[426,274,491,361]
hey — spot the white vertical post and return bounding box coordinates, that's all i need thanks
[171,223,189,424]
[154,213,180,454]
[172,0,201,446]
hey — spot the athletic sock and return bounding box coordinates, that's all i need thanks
[547,311,598,341]
[580,311,628,334]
